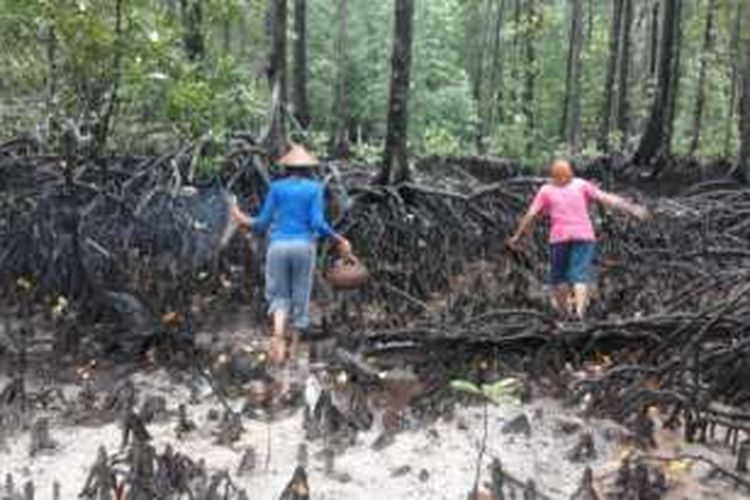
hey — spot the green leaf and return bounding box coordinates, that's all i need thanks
[481,378,521,403]
[449,379,482,396]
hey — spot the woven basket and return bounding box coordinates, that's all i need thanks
[326,255,370,290]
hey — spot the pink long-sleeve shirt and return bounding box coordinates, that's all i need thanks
[528,178,602,243]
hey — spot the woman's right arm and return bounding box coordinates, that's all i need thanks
[508,187,547,248]
[231,185,276,233]
[250,185,276,234]
[231,202,252,228]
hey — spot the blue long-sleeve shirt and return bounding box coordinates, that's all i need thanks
[251,178,337,243]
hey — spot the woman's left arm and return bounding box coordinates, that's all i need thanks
[588,182,648,220]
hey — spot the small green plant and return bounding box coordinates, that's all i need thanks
[450,376,520,498]
[450,376,520,404]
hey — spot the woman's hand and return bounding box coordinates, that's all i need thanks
[335,236,352,258]
[230,199,252,228]
[507,233,522,250]
[629,204,650,221]
[598,192,649,221]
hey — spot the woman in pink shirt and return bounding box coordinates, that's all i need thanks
[509,159,648,320]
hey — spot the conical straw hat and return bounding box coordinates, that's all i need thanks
[277,144,319,168]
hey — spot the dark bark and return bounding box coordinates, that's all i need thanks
[522,0,536,156]
[513,0,522,52]
[648,1,659,78]
[380,0,415,185]
[561,0,584,151]
[478,0,507,154]
[92,0,123,157]
[633,0,681,166]
[361,12,379,143]
[263,0,289,158]
[238,3,249,61]
[725,1,742,156]
[599,0,624,152]
[472,0,493,105]
[180,0,205,61]
[331,0,350,157]
[688,0,717,157]
[292,0,311,129]
[616,0,633,150]
[511,0,522,106]
[222,8,231,56]
[45,26,57,116]
[738,3,750,181]
[665,0,683,144]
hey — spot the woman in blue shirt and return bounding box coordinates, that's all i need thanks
[232,145,351,365]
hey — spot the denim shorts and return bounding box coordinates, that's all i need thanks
[265,240,316,329]
[549,240,596,285]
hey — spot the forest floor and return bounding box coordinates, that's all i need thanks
[2,151,750,499]
[0,323,744,500]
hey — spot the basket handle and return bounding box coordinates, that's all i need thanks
[339,253,361,266]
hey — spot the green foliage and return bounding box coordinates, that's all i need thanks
[411,0,477,152]
[449,379,483,396]
[163,57,266,140]
[0,0,743,165]
[193,154,222,179]
[450,377,521,404]
[0,0,266,151]
[423,126,462,156]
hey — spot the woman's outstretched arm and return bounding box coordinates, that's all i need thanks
[595,190,649,220]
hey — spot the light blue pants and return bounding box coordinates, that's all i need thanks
[265,240,316,329]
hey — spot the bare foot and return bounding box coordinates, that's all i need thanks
[270,336,287,365]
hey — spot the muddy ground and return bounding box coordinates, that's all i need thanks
[0,324,745,500]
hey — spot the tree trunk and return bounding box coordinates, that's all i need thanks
[725,1,743,157]
[223,8,231,56]
[262,0,289,159]
[472,0,493,106]
[511,0,522,107]
[331,0,350,157]
[688,0,717,157]
[180,0,205,61]
[598,0,623,152]
[380,0,415,185]
[633,0,680,167]
[508,0,525,109]
[238,2,249,61]
[513,0,522,52]
[92,0,124,157]
[522,0,536,156]
[292,0,311,129]
[45,26,57,116]
[648,1,659,78]
[615,0,633,150]
[478,0,507,154]
[738,3,750,181]
[665,0,683,145]
[561,0,584,151]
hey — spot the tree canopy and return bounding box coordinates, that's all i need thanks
[0,0,746,169]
